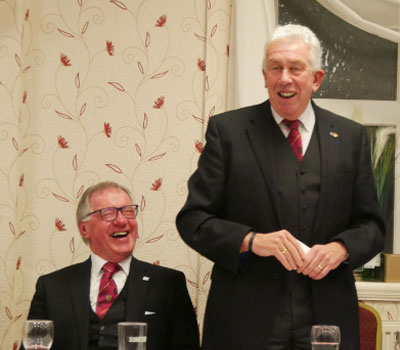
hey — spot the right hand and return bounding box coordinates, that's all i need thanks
[248,230,305,270]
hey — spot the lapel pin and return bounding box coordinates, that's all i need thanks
[329,131,339,138]
[142,276,150,281]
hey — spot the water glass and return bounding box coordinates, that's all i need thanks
[22,319,54,350]
[311,325,340,350]
[118,322,147,350]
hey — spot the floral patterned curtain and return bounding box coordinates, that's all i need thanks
[0,0,232,347]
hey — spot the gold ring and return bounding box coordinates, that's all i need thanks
[281,248,288,255]
[317,264,323,270]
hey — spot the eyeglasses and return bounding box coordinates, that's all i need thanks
[85,204,139,221]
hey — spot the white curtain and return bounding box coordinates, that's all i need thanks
[227,0,276,110]
[317,0,400,43]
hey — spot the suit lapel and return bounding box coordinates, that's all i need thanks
[311,104,341,240]
[245,101,283,227]
[125,257,151,321]
[70,258,91,349]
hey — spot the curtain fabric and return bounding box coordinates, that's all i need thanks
[316,0,400,42]
[0,0,232,347]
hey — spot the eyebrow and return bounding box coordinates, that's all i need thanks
[267,58,306,66]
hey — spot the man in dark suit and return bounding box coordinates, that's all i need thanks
[176,24,385,350]
[27,181,200,350]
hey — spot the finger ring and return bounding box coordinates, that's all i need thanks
[281,248,288,255]
[317,264,323,270]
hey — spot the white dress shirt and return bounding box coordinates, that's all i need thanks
[271,101,316,155]
[89,253,131,312]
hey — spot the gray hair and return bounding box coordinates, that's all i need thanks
[76,181,133,224]
[262,24,323,72]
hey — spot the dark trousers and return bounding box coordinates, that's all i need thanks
[267,272,314,350]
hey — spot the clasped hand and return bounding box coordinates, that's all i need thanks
[249,230,348,280]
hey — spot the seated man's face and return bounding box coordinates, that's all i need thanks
[79,188,138,263]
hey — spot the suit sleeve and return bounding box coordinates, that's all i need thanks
[27,276,48,320]
[176,117,252,273]
[169,271,200,350]
[330,125,385,269]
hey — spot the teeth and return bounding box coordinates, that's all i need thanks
[279,92,295,97]
[111,232,128,237]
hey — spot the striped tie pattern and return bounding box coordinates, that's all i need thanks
[96,262,121,319]
[283,119,303,161]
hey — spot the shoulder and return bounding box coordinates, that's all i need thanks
[313,101,365,132]
[36,259,89,283]
[133,258,185,282]
[210,100,270,126]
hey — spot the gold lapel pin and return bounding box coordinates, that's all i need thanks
[329,131,339,138]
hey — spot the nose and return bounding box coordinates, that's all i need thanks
[280,68,292,82]
[114,209,128,224]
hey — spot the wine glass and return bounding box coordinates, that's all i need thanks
[311,325,340,350]
[22,320,54,350]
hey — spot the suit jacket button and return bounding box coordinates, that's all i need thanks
[273,273,279,280]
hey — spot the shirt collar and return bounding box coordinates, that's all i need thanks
[271,101,315,132]
[91,253,132,276]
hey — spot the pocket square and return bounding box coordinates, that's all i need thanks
[145,311,156,316]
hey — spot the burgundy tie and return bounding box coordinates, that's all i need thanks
[283,119,303,161]
[96,262,121,319]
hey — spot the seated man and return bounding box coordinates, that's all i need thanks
[26,181,200,350]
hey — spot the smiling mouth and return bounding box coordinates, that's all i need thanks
[111,231,129,238]
[279,92,296,98]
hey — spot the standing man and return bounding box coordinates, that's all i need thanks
[176,24,384,350]
[27,181,200,350]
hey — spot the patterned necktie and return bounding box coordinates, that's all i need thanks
[96,262,121,319]
[283,119,303,161]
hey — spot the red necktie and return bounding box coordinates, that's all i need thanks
[283,119,303,161]
[96,262,121,319]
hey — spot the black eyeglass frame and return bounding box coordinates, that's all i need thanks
[85,204,139,221]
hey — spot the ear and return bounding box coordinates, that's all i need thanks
[312,69,325,92]
[262,69,268,88]
[78,221,90,241]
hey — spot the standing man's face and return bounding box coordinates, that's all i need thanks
[78,188,138,263]
[263,38,324,120]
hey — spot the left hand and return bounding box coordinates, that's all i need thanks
[298,242,348,280]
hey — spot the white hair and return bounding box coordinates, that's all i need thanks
[262,24,323,72]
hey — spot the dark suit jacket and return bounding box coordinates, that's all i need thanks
[26,256,200,350]
[176,100,385,350]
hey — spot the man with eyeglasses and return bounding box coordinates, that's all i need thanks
[26,181,200,350]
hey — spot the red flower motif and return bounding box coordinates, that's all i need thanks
[13,341,18,350]
[153,96,164,109]
[60,53,71,66]
[104,122,112,137]
[151,178,162,191]
[195,140,204,153]
[19,174,24,187]
[57,136,69,148]
[106,41,114,56]
[197,59,205,72]
[227,45,230,57]
[155,15,167,27]
[25,9,29,21]
[22,91,27,104]
[55,218,66,231]
[16,257,21,270]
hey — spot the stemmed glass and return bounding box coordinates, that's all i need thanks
[22,320,54,350]
[311,325,340,350]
